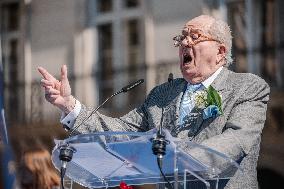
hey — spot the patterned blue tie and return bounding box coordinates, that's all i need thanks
[179,83,202,125]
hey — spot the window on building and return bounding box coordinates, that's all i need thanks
[227,1,247,73]
[127,19,140,67]
[124,0,140,8]
[1,2,19,32]
[94,0,145,113]
[227,0,282,88]
[97,0,112,13]
[260,0,278,87]
[98,23,114,107]
[1,2,22,124]
[125,19,145,105]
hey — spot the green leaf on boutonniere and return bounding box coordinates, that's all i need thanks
[206,85,223,114]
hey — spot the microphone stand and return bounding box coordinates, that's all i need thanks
[152,73,174,189]
[68,90,122,137]
[68,79,144,137]
[58,79,144,188]
[152,108,173,189]
[59,145,76,189]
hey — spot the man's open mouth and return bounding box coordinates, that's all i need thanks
[183,53,192,64]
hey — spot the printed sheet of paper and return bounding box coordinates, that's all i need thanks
[71,142,141,178]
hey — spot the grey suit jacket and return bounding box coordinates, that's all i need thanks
[73,68,270,189]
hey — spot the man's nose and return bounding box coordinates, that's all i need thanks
[181,37,193,47]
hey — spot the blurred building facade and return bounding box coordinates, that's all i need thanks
[1,0,284,188]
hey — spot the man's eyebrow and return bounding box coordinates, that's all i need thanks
[190,28,203,33]
[182,29,188,35]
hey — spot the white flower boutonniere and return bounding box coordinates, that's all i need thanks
[194,86,223,120]
[194,90,207,109]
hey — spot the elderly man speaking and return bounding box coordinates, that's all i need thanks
[38,15,270,189]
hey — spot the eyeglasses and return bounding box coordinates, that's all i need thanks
[173,30,221,47]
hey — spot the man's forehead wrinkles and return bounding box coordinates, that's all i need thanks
[185,24,194,27]
[185,20,214,29]
[182,27,204,34]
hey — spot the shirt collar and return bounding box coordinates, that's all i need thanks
[186,66,223,89]
[202,66,223,89]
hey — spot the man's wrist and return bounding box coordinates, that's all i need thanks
[62,96,76,114]
[60,100,82,129]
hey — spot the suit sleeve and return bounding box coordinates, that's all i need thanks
[185,78,270,171]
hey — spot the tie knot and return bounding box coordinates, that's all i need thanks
[187,83,202,93]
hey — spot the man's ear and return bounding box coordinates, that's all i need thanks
[216,44,226,65]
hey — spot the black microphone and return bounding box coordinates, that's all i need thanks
[168,73,173,82]
[122,79,144,92]
[68,79,144,137]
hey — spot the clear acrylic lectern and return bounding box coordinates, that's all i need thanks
[52,129,241,189]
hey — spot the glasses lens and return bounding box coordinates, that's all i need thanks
[173,35,185,47]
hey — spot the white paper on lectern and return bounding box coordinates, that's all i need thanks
[70,142,141,178]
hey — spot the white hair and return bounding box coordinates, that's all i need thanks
[208,19,233,66]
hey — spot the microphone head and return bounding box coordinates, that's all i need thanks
[168,73,173,82]
[122,79,144,92]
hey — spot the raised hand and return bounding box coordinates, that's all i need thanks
[38,65,76,114]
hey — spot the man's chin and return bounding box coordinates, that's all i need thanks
[182,72,195,82]
[182,72,204,84]
[181,67,195,75]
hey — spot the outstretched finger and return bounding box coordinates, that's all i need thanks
[61,65,68,82]
[38,67,57,81]
[60,65,71,95]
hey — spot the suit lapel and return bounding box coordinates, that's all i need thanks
[191,68,233,138]
[162,79,187,132]
[211,67,230,93]
[171,68,232,139]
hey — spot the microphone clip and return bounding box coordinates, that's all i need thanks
[59,144,76,189]
[151,132,169,162]
[151,131,173,189]
[59,145,76,165]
